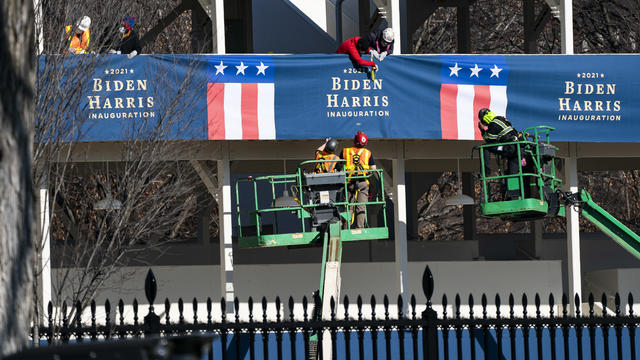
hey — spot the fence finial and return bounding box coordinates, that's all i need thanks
[145,269,157,305]
[422,265,434,305]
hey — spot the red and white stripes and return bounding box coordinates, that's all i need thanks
[440,85,508,140]
[207,82,276,140]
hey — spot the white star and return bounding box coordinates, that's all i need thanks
[236,62,248,75]
[469,64,482,78]
[489,64,502,78]
[130,69,134,74]
[449,63,462,77]
[214,61,227,75]
[256,62,269,75]
[104,70,109,74]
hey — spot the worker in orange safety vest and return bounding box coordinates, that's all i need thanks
[65,16,91,54]
[341,131,376,228]
[315,138,341,173]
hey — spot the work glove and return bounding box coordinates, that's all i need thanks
[108,49,117,54]
[379,51,387,61]
[127,50,138,59]
[369,49,380,60]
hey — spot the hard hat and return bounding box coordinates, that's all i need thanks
[325,138,338,153]
[77,16,91,32]
[382,28,394,43]
[354,131,368,147]
[478,108,495,124]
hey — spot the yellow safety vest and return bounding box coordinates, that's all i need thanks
[342,147,371,176]
[65,25,90,54]
[315,151,340,173]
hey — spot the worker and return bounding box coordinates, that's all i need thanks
[108,16,141,59]
[336,36,377,71]
[315,138,341,173]
[65,16,91,54]
[341,131,376,228]
[477,108,520,175]
[478,108,526,199]
[366,27,394,61]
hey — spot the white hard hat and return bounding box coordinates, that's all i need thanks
[77,16,91,32]
[382,28,394,43]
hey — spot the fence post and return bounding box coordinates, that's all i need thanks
[143,269,161,335]
[421,265,438,360]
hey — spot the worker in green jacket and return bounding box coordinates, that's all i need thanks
[478,108,519,175]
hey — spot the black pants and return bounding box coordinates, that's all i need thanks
[483,144,518,176]
[484,144,522,200]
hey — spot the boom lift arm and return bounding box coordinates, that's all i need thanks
[559,189,640,260]
[477,125,640,260]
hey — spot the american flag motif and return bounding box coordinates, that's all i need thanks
[440,56,508,140]
[207,57,275,140]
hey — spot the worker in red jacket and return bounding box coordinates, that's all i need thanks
[336,36,377,70]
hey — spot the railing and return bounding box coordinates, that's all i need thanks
[234,160,387,240]
[478,125,561,204]
[32,267,640,359]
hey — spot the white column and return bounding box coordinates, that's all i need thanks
[389,0,402,54]
[34,0,43,55]
[392,142,409,315]
[560,0,573,54]
[565,154,581,314]
[39,187,52,315]
[218,151,234,314]
[214,0,226,54]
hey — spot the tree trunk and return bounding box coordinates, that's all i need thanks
[0,0,35,355]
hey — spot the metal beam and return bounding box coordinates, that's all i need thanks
[565,146,581,314]
[195,0,213,18]
[359,0,371,35]
[462,172,475,240]
[190,160,219,202]
[140,0,190,48]
[523,0,537,53]
[457,3,471,53]
[392,142,409,316]
[534,7,552,37]
[217,147,234,314]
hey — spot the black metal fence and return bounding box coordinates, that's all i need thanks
[32,266,640,359]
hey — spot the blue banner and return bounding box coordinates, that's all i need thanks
[39,54,640,142]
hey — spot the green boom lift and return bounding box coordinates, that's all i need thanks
[235,159,389,353]
[477,125,640,260]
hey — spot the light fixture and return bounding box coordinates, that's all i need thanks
[445,159,475,207]
[274,188,298,208]
[94,162,122,211]
[273,160,299,208]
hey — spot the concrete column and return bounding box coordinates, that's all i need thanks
[38,186,52,315]
[565,154,581,314]
[392,142,409,315]
[533,220,543,258]
[214,0,226,53]
[389,0,402,54]
[462,172,475,240]
[218,151,234,313]
[560,0,573,54]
